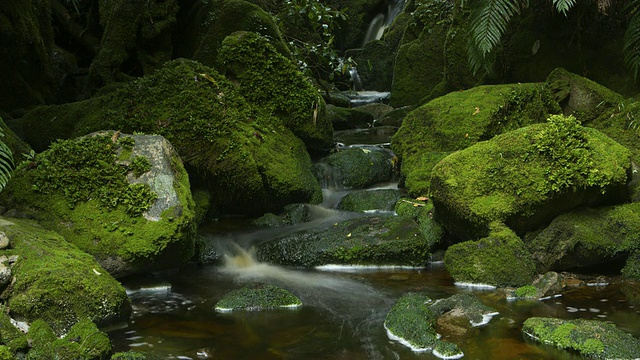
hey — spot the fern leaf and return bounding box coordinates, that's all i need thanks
[553,0,576,16]
[624,11,640,81]
[0,122,14,192]
[468,0,524,74]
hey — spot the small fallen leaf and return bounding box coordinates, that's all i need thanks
[473,107,480,115]
[416,196,428,201]
[92,268,102,276]
[346,233,352,237]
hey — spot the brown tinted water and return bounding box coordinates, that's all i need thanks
[110,260,640,360]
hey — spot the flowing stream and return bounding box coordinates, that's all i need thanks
[109,114,640,359]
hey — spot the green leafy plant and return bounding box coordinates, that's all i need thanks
[467,0,640,78]
[0,124,14,193]
[277,0,352,86]
[130,156,151,177]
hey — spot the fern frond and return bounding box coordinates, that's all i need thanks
[0,122,14,192]
[624,10,640,81]
[553,0,576,16]
[470,0,522,56]
[467,0,524,75]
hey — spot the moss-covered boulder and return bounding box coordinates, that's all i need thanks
[26,318,111,360]
[215,283,302,312]
[522,317,640,359]
[444,223,536,287]
[319,148,394,189]
[1,133,196,277]
[175,0,289,67]
[384,293,439,352]
[219,31,333,153]
[392,83,559,196]
[429,293,499,327]
[327,105,374,130]
[0,217,130,335]
[546,68,625,123]
[87,0,179,91]
[257,214,435,268]
[430,115,631,240]
[524,202,640,274]
[390,0,476,107]
[337,189,403,212]
[22,59,323,216]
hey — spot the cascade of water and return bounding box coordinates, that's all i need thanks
[361,0,406,47]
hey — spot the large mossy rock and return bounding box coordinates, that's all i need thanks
[522,317,640,359]
[22,58,322,215]
[1,133,196,278]
[218,31,333,153]
[392,83,559,196]
[257,214,439,268]
[0,217,130,335]
[337,189,403,212]
[444,223,536,287]
[430,115,631,240]
[176,0,289,67]
[390,0,477,107]
[26,318,112,360]
[525,202,640,274]
[87,0,179,91]
[318,148,394,189]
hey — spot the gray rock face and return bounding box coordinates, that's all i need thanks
[126,134,181,221]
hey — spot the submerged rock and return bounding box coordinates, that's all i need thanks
[1,133,196,278]
[337,188,403,212]
[0,217,130,335]
[431,114,631,240]
[257,214,438,268]
[522,317,640,359]
[215,283,301,312]
[384,293,439,352]
[429,293,499,327]
[318,147,394,189]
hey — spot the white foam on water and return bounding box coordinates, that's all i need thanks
[432,348,464,360]
[9,318,29,333]
[454,282,496,290]
[215,303,301,313]
[470,312,500,327]
[383,323,432,353]
[316,264,425,272]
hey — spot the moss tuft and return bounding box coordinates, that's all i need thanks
[215,283,301,311]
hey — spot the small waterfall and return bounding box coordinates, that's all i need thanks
[361,0,406,47]
[349,67,363,91]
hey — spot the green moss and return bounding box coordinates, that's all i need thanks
[1,134,196,277]
[0,308,27,354]
[177,0,289,67]
[514,285,538,299]
[444,223,535,287]
[622,251,640,281]
[258,215,434,268]
[0,217,130,335]
[430,115,631,239]
[337,189,402,212]
[525,202,640,273]
[325,148,393,189]
[392,83,559,195]
[429,293,497,325]
[384,293,438,350]
[27,318,111,360]
[0,346,12,360]
[28,134,156,217]
[522,317,640,359]
[219,31,332,151]
[433,341,463,358]
[130,155,151,177]
[215,283,301,311]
